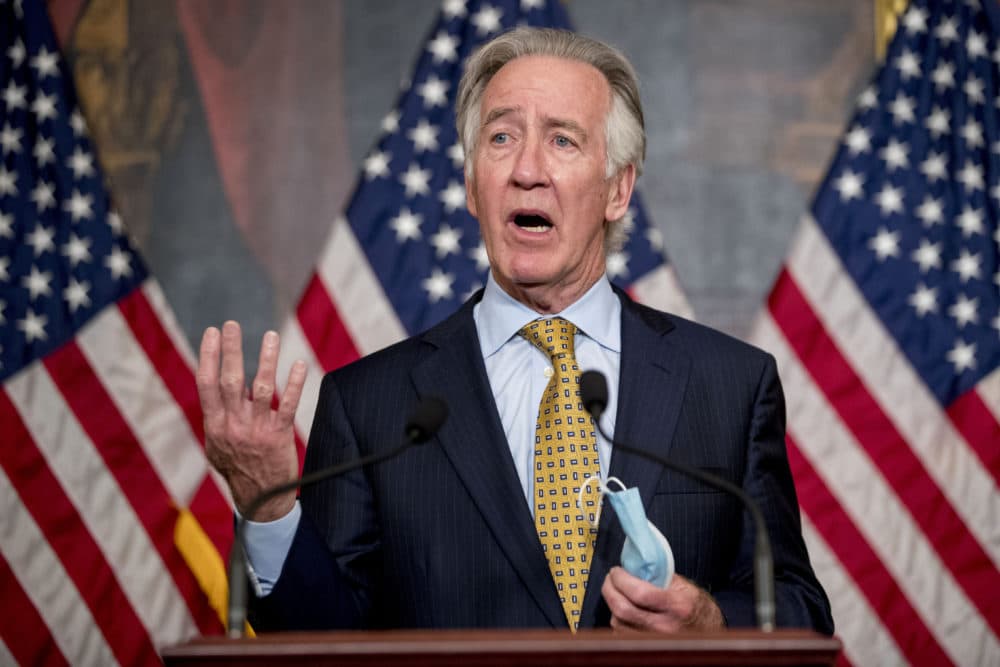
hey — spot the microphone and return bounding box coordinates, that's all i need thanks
[226,396,448,638]
[579,370,776,631]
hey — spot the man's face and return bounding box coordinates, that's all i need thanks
[465,55,634,304]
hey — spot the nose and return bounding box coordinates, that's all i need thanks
[510,134,548,189]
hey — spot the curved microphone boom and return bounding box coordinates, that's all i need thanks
[579,370,776,631]
[226,396,448,638]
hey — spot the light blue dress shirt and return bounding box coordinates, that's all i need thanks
[243,273,622,594]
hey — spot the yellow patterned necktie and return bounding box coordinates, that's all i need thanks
[519,317,601,631]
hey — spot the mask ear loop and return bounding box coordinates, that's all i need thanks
[576,475,604,528]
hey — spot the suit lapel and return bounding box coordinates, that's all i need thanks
[581,291,692,624]
[410,299,567,628]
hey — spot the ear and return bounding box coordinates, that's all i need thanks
[604,163,636,222]
[465,169,478,219]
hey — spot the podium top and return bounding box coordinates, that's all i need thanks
[162,628,841,667]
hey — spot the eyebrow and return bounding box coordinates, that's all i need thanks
[481,107,589,142]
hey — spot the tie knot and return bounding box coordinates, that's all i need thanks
[519,317,578,362]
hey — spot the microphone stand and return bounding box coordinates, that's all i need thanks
[581,372,775,631]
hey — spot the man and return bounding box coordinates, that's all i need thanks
[198,27,833,633]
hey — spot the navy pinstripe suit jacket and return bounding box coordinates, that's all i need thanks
[250,288,833,633]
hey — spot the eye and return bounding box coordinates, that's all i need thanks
[553,135,574,148]
[491,132,509,145]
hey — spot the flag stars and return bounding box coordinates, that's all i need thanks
[469,240,490,271]
[0,212,12,238]
[901,5,927,34]
[869,227,901,260]
[0,257,8,282]
[874,184,904,216]
[935,17,959,44]
[400,163,431,197]
[916,195,944,227]
[955,205,984,237]
[966,30,988,59]
[947,294,979,328]
[22,265,52,299]
[0,166,16,196]
[17,309,47,343]
[29,46,59,78]
[430,224,463,258]
[894,50,921,80]
[957,161,984,192]
[67,147,95,179]
[363,150,391,180]
[646,226,664,251]
[964,75,985,105]
[946,340,976,373]
[0,122,22,154]
[441,0,467,20]
[422,267,454,302]
[924,107,950,138]
[844,125,871,154]
[408,119,440,152]
[2,81,26,110]
[107,210,123,234]
[105,246,133,279]
[920,151,947,182]
[908,284,938,316]
[834,169,864,202]
[888,92,915,124]
[390,207,423,241]
[930,62,955,90]
[911,239,942,272]
[427,31,459,64]
[606,250,630,279]
[439,180,465,213]
[33,137,54,166]
[31,92,57,122]
[472,4,503,35]
[381,109,400,134]
[960,119,984,148]
[62,233,92,267]
[418,75,449,108]
[879,139,909,171]
[63,278,91,313]
[6,39,26,67]
[950,249,982,282]
[447,141,464,169]
[857,86,878,110]
[30,181,55,211]
[69,109,86,135]
[26,224,54,256]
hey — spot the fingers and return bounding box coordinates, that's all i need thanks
[251,331,279,419]
[219,321,246,412]
[196,327,223,418]
[602,567,680,633]
[277,360,308,426]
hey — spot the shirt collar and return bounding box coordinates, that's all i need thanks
[475,272,621,358]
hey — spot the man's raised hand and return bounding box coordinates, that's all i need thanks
[196,321,307,521]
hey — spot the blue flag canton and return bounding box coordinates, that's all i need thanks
[812,0,1000,405]
[0,0,147,381]
[346,0,669,335]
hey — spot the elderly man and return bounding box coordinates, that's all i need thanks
[198,27,833,633]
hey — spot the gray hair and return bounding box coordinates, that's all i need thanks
[455,27,646,249]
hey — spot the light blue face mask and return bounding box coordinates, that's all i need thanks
[579,476,674,588]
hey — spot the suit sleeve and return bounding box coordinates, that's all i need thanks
[712,355,834,634]
[248,372,379,631]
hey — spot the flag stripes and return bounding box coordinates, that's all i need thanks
[0,551,70,667]
[0,468,115,666]
[945,390,1000,482]
[754,312,996,666]
[0,390,161,665]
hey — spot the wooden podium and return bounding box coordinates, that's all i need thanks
[162,629,841,666]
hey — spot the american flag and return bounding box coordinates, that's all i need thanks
[0,1,232,663]
[277,0,692,440]
[750,0,1000,664]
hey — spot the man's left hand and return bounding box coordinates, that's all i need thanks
[601,567,724,632]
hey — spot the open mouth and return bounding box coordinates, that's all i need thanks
[512,213,552,233]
